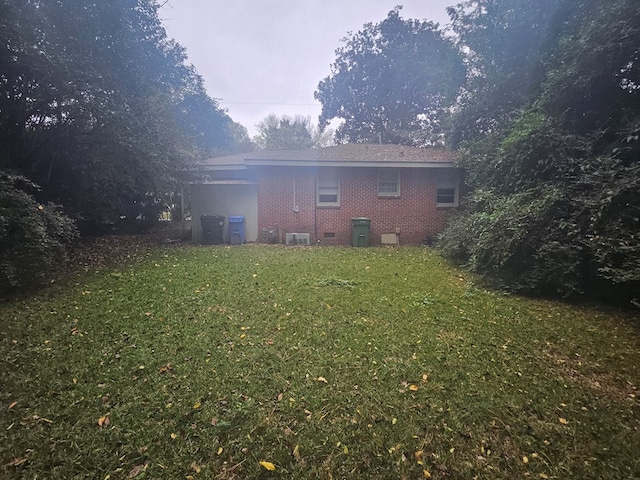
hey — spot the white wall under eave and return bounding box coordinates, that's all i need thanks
[190,183,259,243]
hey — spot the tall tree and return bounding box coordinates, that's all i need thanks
[445,0,565,146]
[253,114,333,150]
[315,7,466,146]
[226,122,258,154]
[540,0,640,148]
[439,0,640,306]
[0,0,232,231]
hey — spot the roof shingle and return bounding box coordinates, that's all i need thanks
[200,144,457,168]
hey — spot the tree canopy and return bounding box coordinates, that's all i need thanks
[0,0,232,232]
[445,0,566,145]
[439,0,640,307]
[253,114,334,150]
[0,0,235,289]
[315,7,466,146]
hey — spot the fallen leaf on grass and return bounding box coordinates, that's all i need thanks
[259,461,276,471]
[559,417,569,425]
[97,416,111,427]
[158,363,172,374]
[193,401,201,409]
[415,450,424,465]
[293,444,302,462]
[5,457,27,467]
[128,463,147,478]
[35,415,53,424]
[317,376,328,384]
[408,384,419,391]
[423,469,432,478]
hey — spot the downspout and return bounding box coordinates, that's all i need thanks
[292,173,298,231]
[313,175,318,244]
[292,173,296,209]
[180,184,186,237]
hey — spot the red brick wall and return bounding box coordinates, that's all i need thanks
[257,166,454,245]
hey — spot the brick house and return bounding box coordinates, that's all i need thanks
[190,144,461,246]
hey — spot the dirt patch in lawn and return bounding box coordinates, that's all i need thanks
[544,343,638,401]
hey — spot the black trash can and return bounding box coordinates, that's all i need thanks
[200,215,225,245]
[352,217,371,247]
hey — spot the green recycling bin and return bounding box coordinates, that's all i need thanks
[352,217,371,247]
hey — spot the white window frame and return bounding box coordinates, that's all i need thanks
[435,169,460,207]
[377,168,400,197]
[316,169,340,206]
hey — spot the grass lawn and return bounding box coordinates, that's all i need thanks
[1,243,639,479]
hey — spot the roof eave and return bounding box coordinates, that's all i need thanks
[195,164,247,171]
[209,160,458,169]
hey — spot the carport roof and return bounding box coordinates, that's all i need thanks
[198,144,458,170]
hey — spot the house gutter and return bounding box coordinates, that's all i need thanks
[196,164,247,171]
[243,160,456,169]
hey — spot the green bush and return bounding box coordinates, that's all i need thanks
[0,171,78,292]
[440,186,587,296]
[439,159,640,306]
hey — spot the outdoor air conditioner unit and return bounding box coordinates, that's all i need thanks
[285,233,311,246]
[263,227,279,244]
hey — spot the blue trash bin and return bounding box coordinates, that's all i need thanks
[228,216,246,244]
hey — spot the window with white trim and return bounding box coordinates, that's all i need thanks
[435,169,460,207]
[317,169,340,206]
[377,169,400,197]
[436,187,456,205]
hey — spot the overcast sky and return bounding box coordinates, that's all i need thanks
[160,1,455,137]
